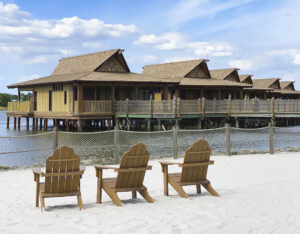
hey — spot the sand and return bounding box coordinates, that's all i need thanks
[1,153,300,234]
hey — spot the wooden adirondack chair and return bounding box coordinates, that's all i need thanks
[160,139,219,198]
[95,142,154,206]
[33,146,85,211]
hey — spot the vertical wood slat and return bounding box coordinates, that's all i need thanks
[180,139,211,183]
[116,143,149,189]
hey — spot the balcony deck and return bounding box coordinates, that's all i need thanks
[6,99,300,119]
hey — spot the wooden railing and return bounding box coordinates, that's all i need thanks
[83,100,113,114]
[7,101,33,113]
[115,98,300,117]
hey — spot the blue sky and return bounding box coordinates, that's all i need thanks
[1,0,300,93]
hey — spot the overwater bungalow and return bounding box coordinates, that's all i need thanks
[142,63,250,100]
[5,49,300,131]
[278,81,300,99]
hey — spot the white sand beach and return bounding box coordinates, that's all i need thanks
[1,153,300,234]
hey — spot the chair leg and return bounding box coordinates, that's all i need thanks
[168,177,189,198]
[103,184,123,206]
[196,184,201,194]
[40,196,45,212]
[132,191,137,199]
[203,183,220,196]
[97,178,102,204]
[35,182,40,207]
[138,187,154,203]
[77,194,84,210]
[162,166,169,196]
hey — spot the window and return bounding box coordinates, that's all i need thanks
[52,84,63,91]
[83,87,95,100]
[49,90,52,111]
[64,91,67,104]
[33,91,37,111]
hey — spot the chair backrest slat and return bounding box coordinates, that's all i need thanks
[116,143,149,189]
[45,146,80,194]
[180,139,211,183]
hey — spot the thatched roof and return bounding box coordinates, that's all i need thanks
[52,49,129,75]
[252,78,280,90]
[210,68,240,82]
[142,60,210,78]
[280,81,295,90]
[239,75,253,84]
[180,78,251,87]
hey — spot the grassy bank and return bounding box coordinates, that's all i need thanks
[0,106,7,111]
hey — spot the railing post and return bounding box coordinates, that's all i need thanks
[173,96,177,118]
[53,126,58,151]
[227,96,231,117]
[269,122,274,154]
[225,123,231,156]
[173,126,178,159]
[177,98,181,117]
[114,125,120,163]
[201,98,205,120]
[243,95,247,112]
[149,95,153,118]
[125,98,129,118]
[271,97,275,119]
[198,98,201,114]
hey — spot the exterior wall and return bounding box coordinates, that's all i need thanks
[34,84,70,113]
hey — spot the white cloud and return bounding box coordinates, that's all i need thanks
[163,56,195,63]
[134,32,232,57]
[293,54,300,65]
[142,55,157,63]
[228,59,252,70]
[0,2,139,64]
[167,0,252,27]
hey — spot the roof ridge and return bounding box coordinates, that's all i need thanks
[143,59,206,67]
[210,68,238,71]
[60,49,120,61]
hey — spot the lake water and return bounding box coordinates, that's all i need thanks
[1,111,300,167]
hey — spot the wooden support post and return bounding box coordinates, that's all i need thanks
[127,118,131,131]
[6,117,10,129]
[158,119,161,131]
[269,122,274,154]
[40,118,43,130]
[66,119,70,131]
[54,119,58,128]
[13,117,16,129]
[17,117,21,130]
[125,98,129,119]
[147,119,151,131]
[32,118,35,130]
[271,97,275,118]
[235,118,239,128]
[44,119,48,131]
[26,117,29,131]
[108,119,111,130]
[173,126,178,159]
[225,123,231,156]
[77,120,82,132]
[198,119,202,129]
[175,119,180,130]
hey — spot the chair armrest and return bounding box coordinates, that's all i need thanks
[159,161,181,166]
[80,166,86,172]
[94,165,118,177]
[95,165,118,170]
[32,168,44,182]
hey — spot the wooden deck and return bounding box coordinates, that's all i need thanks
[6,98,300,119]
